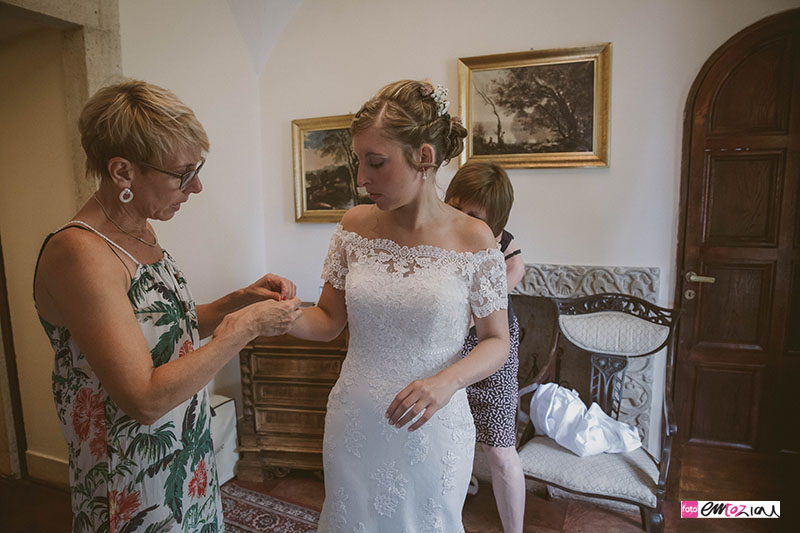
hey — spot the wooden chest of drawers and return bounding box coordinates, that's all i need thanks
[235,330,347,481]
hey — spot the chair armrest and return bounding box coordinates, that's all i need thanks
[654,396,677,506]
[664,396,677,437]
[517,327,561,448]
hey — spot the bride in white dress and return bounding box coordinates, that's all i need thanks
[289,80,510,532]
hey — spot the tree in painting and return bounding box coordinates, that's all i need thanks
[473,81,506,149]
[303,128,366,210]
[472,60,594,155]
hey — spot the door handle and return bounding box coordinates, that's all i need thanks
[685,271,716,284]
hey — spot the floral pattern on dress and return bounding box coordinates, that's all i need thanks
[315,224,505,531]
[371,461,408,517]
[39,236,224,533]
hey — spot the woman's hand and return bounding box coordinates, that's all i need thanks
[250,297,303,337]
[246,273,297,301]
[384,309,510,432]
[385,374,459,431]
[214,297,302,340]
[197,274,297,339]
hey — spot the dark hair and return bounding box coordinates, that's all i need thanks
[350,80,467,170]
[445,162,514,236]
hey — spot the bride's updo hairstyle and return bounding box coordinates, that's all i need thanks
[351,80,468,171]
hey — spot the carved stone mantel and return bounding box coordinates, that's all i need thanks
[514,264,660,303]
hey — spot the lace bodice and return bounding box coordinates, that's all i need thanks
[316,225,508,531]
[322,224,508,392]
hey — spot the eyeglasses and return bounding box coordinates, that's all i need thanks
[139,158,205,191]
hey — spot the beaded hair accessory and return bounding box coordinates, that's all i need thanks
[420,82,450,117]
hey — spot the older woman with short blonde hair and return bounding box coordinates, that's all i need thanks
[34,80,301,531]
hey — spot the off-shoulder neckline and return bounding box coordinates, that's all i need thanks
[334,223,501,258]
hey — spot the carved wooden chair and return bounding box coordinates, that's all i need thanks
[517,293,679,533]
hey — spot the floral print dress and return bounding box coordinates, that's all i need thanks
[37,221,224,533]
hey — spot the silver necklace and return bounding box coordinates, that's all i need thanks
[93,193,159,247]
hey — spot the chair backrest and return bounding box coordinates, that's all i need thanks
[510,294,559,390]
[554,293,679,420]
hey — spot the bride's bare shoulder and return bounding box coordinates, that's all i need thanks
[446,208,497,253]
[339,204,374,234]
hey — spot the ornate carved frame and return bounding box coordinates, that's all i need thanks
[292,114,357,223]
[457,43,611,169]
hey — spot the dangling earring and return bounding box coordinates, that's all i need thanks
[422,168,429,181]
[119,187,133,203]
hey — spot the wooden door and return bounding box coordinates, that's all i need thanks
[674,9,800,500]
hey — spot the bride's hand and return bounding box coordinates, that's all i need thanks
[385,374,458,431]
[245,273,297,302]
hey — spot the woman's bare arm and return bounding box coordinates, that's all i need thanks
[287,282,348,342]
[38,232,301,425]
[196,273,297,339]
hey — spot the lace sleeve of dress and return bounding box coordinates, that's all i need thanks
[321,225,348,290]
[468,248,508,318]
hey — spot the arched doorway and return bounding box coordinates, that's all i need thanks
[673,8,799,500]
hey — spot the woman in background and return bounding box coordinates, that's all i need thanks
[446,161,526,533]
[34,80,301,532]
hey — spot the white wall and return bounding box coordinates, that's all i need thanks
[257,0,799,456]
[119,0,267,406]
[117,0,800,431]
[260,0,800,306]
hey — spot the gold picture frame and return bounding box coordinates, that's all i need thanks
[458,43,611,168]
[292,114,369,223]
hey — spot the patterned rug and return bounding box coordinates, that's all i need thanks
[222,482,320,532]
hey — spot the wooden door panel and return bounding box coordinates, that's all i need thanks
[688,365,764,449]
[705,152,784,246]
[710,37,792,134]
[776,366,800,453]
[796,186,800,248]
[673,10,800,499]
[787,264,800,357]
[695,262,773,349]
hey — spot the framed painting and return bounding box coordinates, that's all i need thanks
[292,114,370,222]
[458,43,611,168]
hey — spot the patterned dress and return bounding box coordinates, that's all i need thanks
[36,222,224,533]
[317,224,507,532]
[461,229,522,448]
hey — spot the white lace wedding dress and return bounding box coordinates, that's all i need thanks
[317,224,507,533]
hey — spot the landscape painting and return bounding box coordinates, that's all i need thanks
[292,114,371,222]
[458,43,610,168]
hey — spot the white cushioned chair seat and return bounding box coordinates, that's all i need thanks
[559,311,669,356]
[519,435,659,508]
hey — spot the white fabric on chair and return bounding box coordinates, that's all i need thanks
[518,435,659,507]
[558,311,669,356]
[529,383,642,457]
